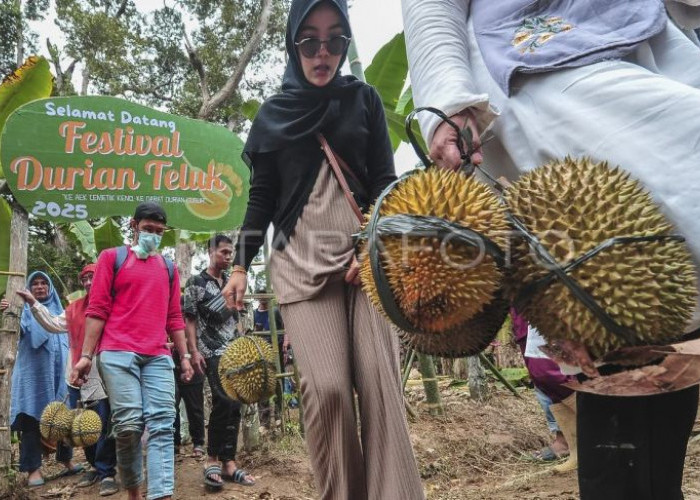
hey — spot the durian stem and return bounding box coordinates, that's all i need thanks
[417,354,444,416]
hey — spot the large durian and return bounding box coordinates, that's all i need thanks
[505,157,697,357]
[218,336,277,404]
[358,168,511,335]
[70,409,102,447]
[39,402,72,443]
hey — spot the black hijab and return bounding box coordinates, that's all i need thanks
[243,0,364,164]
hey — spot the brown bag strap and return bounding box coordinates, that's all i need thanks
[317,133,365,223]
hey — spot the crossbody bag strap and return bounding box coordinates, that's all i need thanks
[317,132,365,223]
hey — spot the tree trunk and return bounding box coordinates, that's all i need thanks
[175,241,194,281]
[0,204,28,493]
[467,355,489,401]
[81,65,90,95]
[15,0,23,67]
[452,358,469,380]
[241,404,260,451]
[417,353,443,416]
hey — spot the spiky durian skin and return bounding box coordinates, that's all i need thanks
[400,290,509,357]
[70,409,102,447]
[218,336,277,404]
[39,402,73,442]
[505,157,698,357]
[359,168,511,333]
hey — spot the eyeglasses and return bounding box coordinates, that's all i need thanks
[295,35,351,58]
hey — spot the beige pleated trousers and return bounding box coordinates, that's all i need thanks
[281,281,425,500]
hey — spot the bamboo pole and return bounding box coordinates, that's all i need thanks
[0,204,28,488]
[417,353,444,416]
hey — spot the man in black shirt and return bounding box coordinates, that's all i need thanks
[184,235,255,489]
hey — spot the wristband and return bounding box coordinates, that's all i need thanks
[182,353,192,360]
[80,353,93,361]
[232,265,247,275]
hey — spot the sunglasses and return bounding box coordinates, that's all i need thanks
[295,35,351,58]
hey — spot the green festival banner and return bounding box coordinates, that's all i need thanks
[0,96,250,231]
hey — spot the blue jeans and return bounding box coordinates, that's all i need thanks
[534,386,560,434]
[67,386,117,480]
[98,352,175,499]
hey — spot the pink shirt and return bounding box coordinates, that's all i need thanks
[86,247,185,356]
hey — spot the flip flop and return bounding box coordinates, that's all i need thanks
[530,446,569,462]
[27,477,45,488]
[222,468,255,486]
[192,445,205,458]
[57,463,85,478]
[203,464,224,489]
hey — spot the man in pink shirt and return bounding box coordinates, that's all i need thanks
[72,202,194,500]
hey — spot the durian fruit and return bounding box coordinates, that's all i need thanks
[505,157,698,357]
[218,336,277,404]
[70,409,102,447]
[359,168,511,334]
[400,291,509,357]
[39,402,73,443]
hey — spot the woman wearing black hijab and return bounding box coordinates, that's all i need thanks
[223,1,424,498]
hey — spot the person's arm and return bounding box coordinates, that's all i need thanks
[72,250,115,385]
[225,152,280,309]
[30,302,67,333]
[402,0,496,168]
[231,152,280,271]
[183,276,206,374]
[166,270,194,382]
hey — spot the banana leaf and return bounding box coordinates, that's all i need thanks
[94,218,125,254]
[0,56,54,179]
[67,221,97,259]
[365,32,408,112]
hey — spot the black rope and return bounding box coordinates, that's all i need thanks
[403,107,687,347]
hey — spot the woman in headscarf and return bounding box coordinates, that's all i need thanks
[8,271,80,486]
[222,1,425,498]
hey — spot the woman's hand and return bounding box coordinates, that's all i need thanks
[430,109,482,170]
[223,272,247,311]
[0,299,9,312]
[345,255,362,286]
[16,290,36,306]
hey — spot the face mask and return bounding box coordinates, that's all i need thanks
[138,231,162,253]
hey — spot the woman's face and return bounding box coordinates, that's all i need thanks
[296,3,346,87]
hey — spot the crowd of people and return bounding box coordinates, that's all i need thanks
[2,0,699,499]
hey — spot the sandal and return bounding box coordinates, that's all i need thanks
[27,477,45,488]
[57,463,85,478]
[203,465,224,489]
[530,445,569,462]
[192,445,205,458]
[222,468,255,486]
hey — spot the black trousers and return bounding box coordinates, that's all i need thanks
[205,355,242,461]
[578,385,699,500]
[173,369,205,448]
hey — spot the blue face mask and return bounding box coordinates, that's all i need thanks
[138,231,162,253]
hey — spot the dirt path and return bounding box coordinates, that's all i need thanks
[11,384,700,499]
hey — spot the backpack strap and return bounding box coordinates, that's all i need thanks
[112,245,174,296]
[112,246,129,297]
[162,255,174,290]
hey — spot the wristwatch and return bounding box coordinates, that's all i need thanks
[182,353,192,360]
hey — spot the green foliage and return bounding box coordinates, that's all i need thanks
[66,220,97,259]
[93,217,124,253]
[488,367,530,387]
[0,0,49,77]
[0,55,53,178]
[0,197,11,295]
